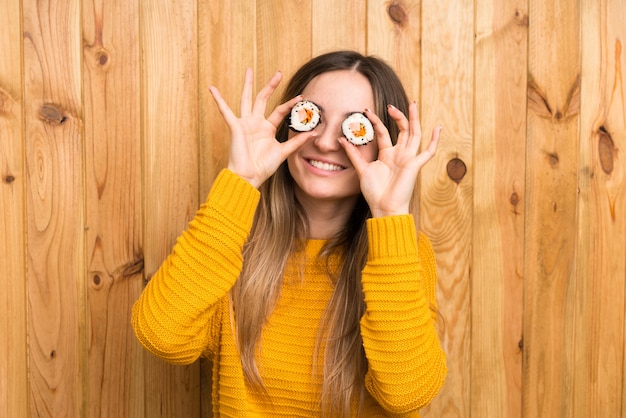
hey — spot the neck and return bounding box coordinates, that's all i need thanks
[295,193,358,240]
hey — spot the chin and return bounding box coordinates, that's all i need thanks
[297,182,361,202]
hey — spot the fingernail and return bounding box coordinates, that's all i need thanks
[387,104,396,109]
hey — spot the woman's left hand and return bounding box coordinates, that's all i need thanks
[339,102,442,218]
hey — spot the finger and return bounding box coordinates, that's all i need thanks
[338,136,369,176]
[363,108,393,150]
[267,95,303,128]
[387,104,410,144]
[279,130,317,159]
[406,102,423,152]
[240,68,254,117]
[417,125,443,166]
[209,85,238,126]
[252,71,283,117]
[425,125,443,154]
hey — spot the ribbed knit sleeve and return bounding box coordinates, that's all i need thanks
[132,169,260,364]
[361,215,447,414]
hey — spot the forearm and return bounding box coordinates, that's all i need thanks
[360,215,447,413]
[132,169,260,363]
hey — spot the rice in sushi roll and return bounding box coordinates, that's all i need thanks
[289,100,321,132]
[342,112,374,145]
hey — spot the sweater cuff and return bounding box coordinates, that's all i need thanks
[205,169,260,228]
[366,215,418,260]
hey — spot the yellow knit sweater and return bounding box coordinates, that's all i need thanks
[132,169,447,417]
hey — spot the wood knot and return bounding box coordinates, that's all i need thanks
[39,104,67,125]
[527,74,580,120]
[90,272,106,290]
[598,126,615,175]
[527,76,552,118]
[96,49,111,68]
[510,191,520,207]
[113,257,145,279]
[387,1,408,27]
[514,9,529,26]
[546,152,559,167]
[446,158,467,183]
[4,174,15,184]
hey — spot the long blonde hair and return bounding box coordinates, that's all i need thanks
[231,50,410,416]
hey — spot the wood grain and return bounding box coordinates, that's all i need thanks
[419,0,474,416]
[312,0,366,55]
[257,0,313,112]
[576,0,626,416]
[198,0,257,199]
[82,0,145,416]
[472,1,527,417]
[22,0,85,416]
[367,0,422,101]
[0,0,28,416]
[141,1,201,416]
[523,0,580,416]
[367,0,422,224]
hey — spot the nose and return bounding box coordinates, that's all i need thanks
[313,122,342,152]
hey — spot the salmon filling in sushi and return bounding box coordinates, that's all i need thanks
[289,100,321,132]
[342,112,374,145]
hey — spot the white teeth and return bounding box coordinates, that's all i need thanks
[309,159,344,171]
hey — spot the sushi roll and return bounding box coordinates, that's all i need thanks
[342,112,374,145]
[289,100,321,132]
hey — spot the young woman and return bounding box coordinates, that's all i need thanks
[132,50,447,417]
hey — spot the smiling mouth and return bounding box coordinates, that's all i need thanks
[308,159,345,172]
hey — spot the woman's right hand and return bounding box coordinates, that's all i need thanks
[209,68,315,188]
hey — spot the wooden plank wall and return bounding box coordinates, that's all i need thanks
[1,1,625,417]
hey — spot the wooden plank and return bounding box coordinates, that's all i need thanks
[140,1,201,416]
[197,2,258,415]
[256,0,312,113]
[198,0,257,199]
[523,0,580,416]
[366,0,422,223]
[576,0,626,416]
[22,0,86,416]
[418,0,474,416]
[312,0,366,55]
[472,1,527,417]
[82,0,144,416]
[367,0,422,103]
[0,0,28,416]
